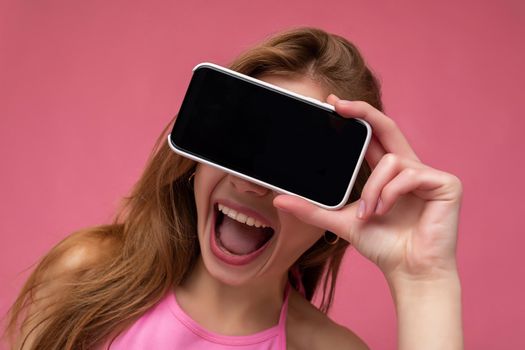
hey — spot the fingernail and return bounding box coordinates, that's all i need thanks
[277,206,291,214]
[273,202,291,213]
[357,199,365,219]
[338,100,352,106]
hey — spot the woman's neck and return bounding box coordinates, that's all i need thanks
[175,258,287,335]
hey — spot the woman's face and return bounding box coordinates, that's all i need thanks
[193,74,330,286]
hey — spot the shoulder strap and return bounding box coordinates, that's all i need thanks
[277,282,291,349]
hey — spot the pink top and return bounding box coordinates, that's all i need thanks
[109,284,290,349]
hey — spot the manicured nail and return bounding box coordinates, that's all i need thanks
[357,199,366,219]
[277,206,291,214]
[274,202,291,213]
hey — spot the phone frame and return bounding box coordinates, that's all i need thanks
[167,62,372,210]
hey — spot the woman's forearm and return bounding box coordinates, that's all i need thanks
[389,273,463,350]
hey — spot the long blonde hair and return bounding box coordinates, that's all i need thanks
[4,26,382,349]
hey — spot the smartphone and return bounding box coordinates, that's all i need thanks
[168,62,371,210]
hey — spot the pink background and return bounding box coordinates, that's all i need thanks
[1,0,524,348]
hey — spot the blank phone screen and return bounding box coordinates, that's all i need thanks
[170,66,369,207]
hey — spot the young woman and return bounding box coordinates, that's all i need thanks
[5,27,464,349]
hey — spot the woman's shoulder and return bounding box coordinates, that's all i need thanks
[286,289,369,350]
[36,227,121,282]
[27,227,122,311]
[10,227,121,348]
[26,228,120,316]
[51,227,120,270]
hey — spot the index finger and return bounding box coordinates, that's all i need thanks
[335,100,420,163]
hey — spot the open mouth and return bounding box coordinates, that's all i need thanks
[211,203,275,265]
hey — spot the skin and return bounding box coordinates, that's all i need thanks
[176,74,464,349]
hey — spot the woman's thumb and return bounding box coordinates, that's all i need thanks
[272,194,358,242]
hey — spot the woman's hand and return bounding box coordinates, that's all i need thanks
[273,95,463,286]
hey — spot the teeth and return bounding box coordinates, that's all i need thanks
[217,204,269,228]
[236,213,247,224]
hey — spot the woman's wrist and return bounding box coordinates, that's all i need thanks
[387,271,464,350]
[388,270,461,304]
[385,262,460,293]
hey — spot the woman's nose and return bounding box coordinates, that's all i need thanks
[229,175,270,196]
